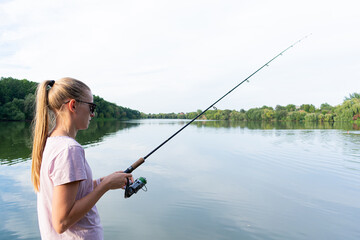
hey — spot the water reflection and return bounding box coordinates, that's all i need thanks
[1,119,360,239]
[76,120,139,146]
[125,119,360,131]
[1,120,358,166]
[0,121,32,165]
[0,120,140,165]
[0,161,39,240]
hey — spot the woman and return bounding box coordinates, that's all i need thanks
[31,77,133,239]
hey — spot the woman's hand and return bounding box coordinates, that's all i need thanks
[102,171,133,190]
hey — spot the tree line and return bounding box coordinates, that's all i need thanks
[0,77,141,121]
[2,77,359,123]
[143,94,360,123]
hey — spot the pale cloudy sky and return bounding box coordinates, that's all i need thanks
[1,0,359,113]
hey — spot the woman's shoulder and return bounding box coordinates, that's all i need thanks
[44,136,85,166]
[46,136,82,150]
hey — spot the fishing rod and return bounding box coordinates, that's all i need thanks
[124,34,310,198]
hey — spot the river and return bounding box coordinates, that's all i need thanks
[0,120,359,239]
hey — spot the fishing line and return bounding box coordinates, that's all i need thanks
[124,34,311,198]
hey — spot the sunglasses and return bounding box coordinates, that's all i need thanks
[77,100,97,114]
[64,99,97,114]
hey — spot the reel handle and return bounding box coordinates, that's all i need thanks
[124,157,145,173]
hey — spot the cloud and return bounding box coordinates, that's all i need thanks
[1,0,359,112]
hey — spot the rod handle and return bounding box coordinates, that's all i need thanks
[124,157,145,173]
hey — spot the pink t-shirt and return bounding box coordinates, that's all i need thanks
[37,136,103,240]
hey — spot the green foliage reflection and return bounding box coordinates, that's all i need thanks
[0,121,32,165]
[0,120,140,165]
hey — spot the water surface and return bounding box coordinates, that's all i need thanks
[0,120,359,239]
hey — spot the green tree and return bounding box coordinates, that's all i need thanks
[275,105,286,111]
[230,110,245,121]
[24,93,35,120]
[300,104,315,113]
[287,111,306,121]
[344,92,360,100]
[220,109,231,120]
[275,110,287,121]
[334,98,360,121]
[93,95,140,120]
[0,77,37,105]
[246,108,263,121]
[286,104,296,112]
[0,98,25,121]
[275,105,287,121]
[262,108,275,121]
[186,112,198,119]
[320,103,334,114]
[304,113,318,122]
[324,113,334,122]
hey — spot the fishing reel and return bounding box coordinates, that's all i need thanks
[124,177,147,198]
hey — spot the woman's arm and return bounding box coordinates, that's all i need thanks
[52,171,132,234]
[93,177,104,189]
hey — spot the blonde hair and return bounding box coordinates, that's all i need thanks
[31,77,91,192]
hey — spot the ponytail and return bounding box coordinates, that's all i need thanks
[31,80,53,192]
[31,78,91,192]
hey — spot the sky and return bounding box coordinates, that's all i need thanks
[0,0,359,113]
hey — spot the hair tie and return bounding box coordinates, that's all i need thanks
[47,80,55,91]
[48,80,55,87]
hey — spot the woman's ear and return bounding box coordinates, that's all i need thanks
[67,99,77,113]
